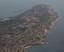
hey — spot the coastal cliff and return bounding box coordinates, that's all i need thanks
[0,4,58,52]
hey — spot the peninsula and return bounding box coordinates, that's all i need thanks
[0,4,58,52]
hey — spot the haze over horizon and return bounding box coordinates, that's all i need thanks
[0,0,64,17]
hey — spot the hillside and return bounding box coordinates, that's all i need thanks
[0,4,58,52]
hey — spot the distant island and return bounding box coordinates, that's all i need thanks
[0,4,58,52]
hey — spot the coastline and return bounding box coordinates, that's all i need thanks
[50,17,61,29]
[23,18,58,49]
[0,4,59,52]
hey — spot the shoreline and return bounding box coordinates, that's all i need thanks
[24,17,59,49]
[51,17,61,27]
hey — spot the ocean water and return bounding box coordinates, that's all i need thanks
[0,0,64,52]
[48,17,64,52]
[26,44,48,52]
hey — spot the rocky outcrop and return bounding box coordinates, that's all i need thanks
[0,4,58,52]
